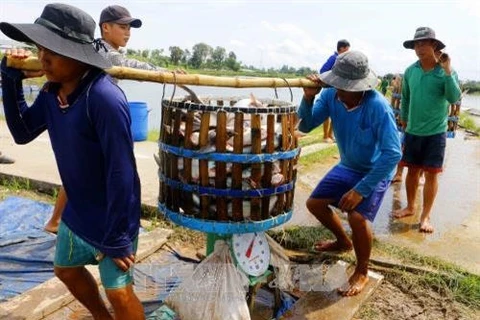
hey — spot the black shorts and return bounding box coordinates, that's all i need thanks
[400,132,446,172]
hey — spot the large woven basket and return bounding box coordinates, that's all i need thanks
[158,96,300,234]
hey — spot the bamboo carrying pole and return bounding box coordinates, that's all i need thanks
[7,56,320,89]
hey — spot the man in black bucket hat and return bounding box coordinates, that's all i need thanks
[0,3,144,319]
[298,51,401,296]
[394,27,461,234]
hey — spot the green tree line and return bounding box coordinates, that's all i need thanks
[124,42,315,76]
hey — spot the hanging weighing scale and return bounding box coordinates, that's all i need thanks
[230,232,271,277]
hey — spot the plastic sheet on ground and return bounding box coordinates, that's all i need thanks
[0,196,56,302]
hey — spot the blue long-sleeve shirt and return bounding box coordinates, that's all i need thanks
[1,59,141,258]
[319,52,338,73]
[298,88,401,197]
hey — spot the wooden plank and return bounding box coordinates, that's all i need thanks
[0,228,173,320]
[281,262,383,320]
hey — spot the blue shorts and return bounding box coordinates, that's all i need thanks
[400,132,446,172]
[54,221,138,289]
[310,165,390,222]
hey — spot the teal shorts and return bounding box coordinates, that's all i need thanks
[54,221,138,289]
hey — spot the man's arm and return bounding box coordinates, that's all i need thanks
[400,73,410,125]
[105,50,165,71]
[297,89,330,133]
[0,58,47,144]
[444,72,461,104]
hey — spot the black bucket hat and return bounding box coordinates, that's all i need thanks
[99,5,142,28]
[403,27,445,50]
[0,3,111,69]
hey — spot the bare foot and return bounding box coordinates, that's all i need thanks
[313,240,353,253]
[338,271,369,296]
[419,219,434,233]
[393,207,415,219]
[44,222,59,234]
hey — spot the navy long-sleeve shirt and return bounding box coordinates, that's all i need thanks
[1,59,141,258]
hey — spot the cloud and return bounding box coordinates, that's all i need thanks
[245,21,331,69]
[230,39,245,47]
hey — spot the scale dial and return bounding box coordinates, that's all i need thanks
[231,232,270,277]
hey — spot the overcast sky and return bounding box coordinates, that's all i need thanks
[1,0,479,80]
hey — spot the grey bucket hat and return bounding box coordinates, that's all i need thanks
[403,27,445,50]
[0,3,111,69]
[319,51,378,92]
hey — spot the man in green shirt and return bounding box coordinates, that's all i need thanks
[393,27,461,233]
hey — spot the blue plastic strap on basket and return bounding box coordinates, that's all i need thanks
[158,202,293,234]
[159,173,294,197]
[159,142,300,163]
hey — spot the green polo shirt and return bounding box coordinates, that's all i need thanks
[401,61,461,136]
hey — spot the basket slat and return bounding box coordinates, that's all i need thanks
[199,112,211,219]
[232,112,244,221]
[215,105,228,221]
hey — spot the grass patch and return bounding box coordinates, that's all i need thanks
[0,177,32,193]
[298,145,339,169]
[140,204,205,247]
[459,112,480,135]
[298,126,324,147]
[267,225,335,251]
[147,130,160,142]
[372,241,480,309]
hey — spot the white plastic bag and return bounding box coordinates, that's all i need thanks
[166,240,251,320]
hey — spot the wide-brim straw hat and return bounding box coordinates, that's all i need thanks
[0,3,111,69]
[319,51,378,92]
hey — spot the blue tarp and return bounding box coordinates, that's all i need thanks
[0,196,56,302]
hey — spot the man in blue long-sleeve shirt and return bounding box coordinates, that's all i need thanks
[298,51,401,296]
[0,4,144,319]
